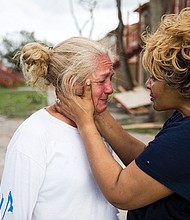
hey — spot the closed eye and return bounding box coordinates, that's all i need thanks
[93,72,114,84]
[99,79,106,83]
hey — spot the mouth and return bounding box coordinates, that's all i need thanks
[101,99,107,102]
[99,98,108,104]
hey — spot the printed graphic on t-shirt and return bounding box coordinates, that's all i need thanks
[0,191,13,219]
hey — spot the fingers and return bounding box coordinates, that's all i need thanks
[83,79,92,100]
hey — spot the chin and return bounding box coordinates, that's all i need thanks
[96,106,107,114]
[153,105,164,112]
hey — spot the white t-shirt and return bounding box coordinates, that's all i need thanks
[0,108,119,220]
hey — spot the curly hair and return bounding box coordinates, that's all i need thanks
[19,37,114,98]
[142,7,190,98]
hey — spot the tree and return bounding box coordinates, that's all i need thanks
[70,0,97,38]
[0,30,52,72]
[115,0,133,90]
[70,0,133,90]
[150,0,171,32]
[148,0,172,122]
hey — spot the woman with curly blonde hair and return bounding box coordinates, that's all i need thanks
[0,37,119,220]
[55,8,190,219]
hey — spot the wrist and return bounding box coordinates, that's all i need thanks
[78,118,97,135]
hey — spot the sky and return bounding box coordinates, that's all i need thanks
[0,0,149,45]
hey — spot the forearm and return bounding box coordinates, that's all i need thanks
[95,110,146,165]
[77,119,124,202]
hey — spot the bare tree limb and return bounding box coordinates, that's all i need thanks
[69,0,82,35]
[69,0,97,38]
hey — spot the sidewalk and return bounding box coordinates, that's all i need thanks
[0,116,24,179]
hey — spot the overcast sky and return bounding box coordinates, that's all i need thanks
[0,0,148,45]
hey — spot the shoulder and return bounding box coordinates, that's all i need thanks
[163,110,190,127]
[135,111,190,201]
[6,109,50,157]
[15,108,50,137]
[155,110,190,141]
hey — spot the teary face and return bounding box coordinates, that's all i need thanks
[89,54,114,114]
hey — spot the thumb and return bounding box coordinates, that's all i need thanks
[83,79,92,100]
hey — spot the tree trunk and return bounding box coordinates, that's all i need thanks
[116,0,134,90]
[149,0,172,122]
[150,0,172,32]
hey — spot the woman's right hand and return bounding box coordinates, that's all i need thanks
[55,80,95,127]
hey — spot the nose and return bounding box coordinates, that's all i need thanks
[145,77,151,90]
[104,80,113,94]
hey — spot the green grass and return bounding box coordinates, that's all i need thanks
[0,87,48,118]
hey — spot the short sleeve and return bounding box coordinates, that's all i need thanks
[135,118,190,201]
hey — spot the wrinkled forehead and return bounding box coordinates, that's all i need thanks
[97,54,113,72]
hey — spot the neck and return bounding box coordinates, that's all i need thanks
[46,105,77,128]
[177,100,190,117]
